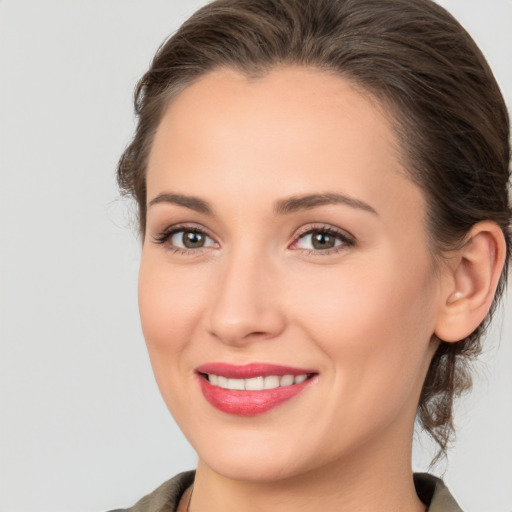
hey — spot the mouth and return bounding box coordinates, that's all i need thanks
[196,363,317,416]
[204,372,309,390]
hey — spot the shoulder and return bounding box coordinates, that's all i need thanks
[414,473,463,512]
[107,471,195,512]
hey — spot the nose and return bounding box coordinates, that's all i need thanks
[206,248,286,346]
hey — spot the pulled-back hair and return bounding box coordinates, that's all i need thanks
[117,0,511,462]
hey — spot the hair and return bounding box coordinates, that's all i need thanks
[117,0,511,463]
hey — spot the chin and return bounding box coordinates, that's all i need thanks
[188,424,313,483]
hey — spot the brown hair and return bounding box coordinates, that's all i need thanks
[117,0,511,462]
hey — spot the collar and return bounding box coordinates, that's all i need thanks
[414,473,463,512]
[112,471,463,512]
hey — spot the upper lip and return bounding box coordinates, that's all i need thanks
[196,362,316,379]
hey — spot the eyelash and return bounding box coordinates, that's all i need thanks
[152,223,355,256]
[292,225,355,255]
[152,224,215,255]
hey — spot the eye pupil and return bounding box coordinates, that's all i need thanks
[183,231,205,248]
[312,231,335,249]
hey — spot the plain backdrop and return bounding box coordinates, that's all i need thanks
[0,1,511,511]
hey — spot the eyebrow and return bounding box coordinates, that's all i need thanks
[148,191,378,216]
[274,193,378,216]
[148,193,213,215]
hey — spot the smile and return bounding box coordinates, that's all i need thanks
[196,363,317,416]
[205,373,308,390]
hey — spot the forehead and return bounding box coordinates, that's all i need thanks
[146,66,424,225]
[150,66,397,169]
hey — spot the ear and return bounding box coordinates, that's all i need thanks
[435,221,507,343]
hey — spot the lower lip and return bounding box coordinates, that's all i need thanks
[198,376,314,416]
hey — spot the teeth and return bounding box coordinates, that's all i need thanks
[227,378,245,390]
[206,373,309,390]
[245,376,264,390]
[264,375,280,389]
[280,374,294,386]
[294,374,307,384]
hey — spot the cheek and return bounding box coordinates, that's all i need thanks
[291,256,435,343]
[287,251,438,400]
[138,254,208,366]
[137,253,217,421]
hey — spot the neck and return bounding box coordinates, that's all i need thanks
[190,426,426,512]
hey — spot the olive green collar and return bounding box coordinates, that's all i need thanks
[111,470,462,512]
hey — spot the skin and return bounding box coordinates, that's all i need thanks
[138,66,504,512]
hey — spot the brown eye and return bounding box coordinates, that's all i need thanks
[293,227,354,253]
[310,231,337,250]
[158,228,217,251]
[180,231,206,248]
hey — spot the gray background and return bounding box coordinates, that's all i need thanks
[0,1,510,511]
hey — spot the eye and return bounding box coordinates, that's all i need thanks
[291,226,354,254]
[170,230,215,249]
[152,225,218,253]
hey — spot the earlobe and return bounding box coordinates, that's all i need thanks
[434,221,506,343]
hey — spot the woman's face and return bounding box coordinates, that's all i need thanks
[139,67,444,481]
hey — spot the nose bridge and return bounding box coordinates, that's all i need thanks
[207,242,284,345]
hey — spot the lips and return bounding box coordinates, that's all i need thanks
[196,363,316,416]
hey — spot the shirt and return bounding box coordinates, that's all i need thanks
[109,470,462,512]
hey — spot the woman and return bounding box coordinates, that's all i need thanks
[113,0,510,510]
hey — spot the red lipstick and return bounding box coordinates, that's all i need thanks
[196,363,316,416]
